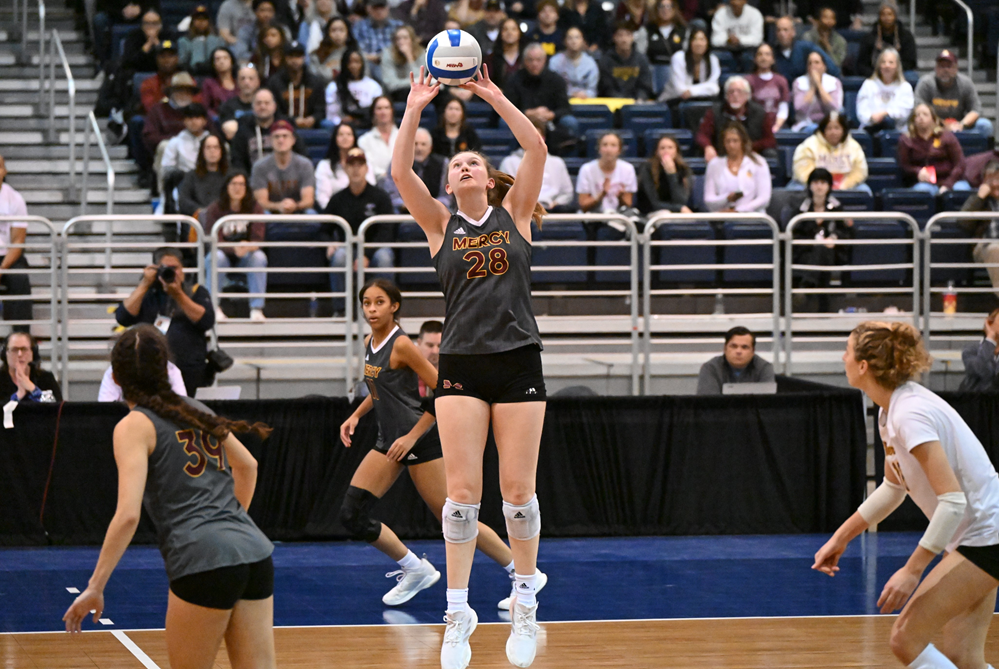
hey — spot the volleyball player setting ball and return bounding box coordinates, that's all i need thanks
[814,322,999,669]
[63,325,276,669]
[392,60,548,669]
[338,279,540,609]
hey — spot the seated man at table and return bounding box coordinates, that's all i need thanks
[696,326,775,395]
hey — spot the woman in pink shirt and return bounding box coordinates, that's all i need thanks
[704,121,772,213]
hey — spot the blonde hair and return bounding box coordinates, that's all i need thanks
[872,47,904,84]
[851,321,932,388]
[450,151,546,229]
[906,103,943,138]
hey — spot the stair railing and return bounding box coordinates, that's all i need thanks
[36,0,45,104]
[950,0,973,79]
[80,110,117,283]
[48,28,76,199]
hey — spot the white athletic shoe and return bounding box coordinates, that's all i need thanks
[498,569,547,610]
[382,557,441,606]
[249,308,266,321]
[506,599,540,667]
[440,606,477,669]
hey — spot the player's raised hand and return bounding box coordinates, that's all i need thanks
[63,587,104,633]
[460,64,503,105]
[406,67,440,111]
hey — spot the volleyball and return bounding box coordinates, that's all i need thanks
[426,29,482,86]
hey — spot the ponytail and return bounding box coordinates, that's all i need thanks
[851,321,932,389]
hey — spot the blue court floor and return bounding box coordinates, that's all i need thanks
[0,532,964,633]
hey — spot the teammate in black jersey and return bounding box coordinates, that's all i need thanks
[392,66,548,669]
[338,279,528,608]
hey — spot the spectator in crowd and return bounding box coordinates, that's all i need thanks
[324,47,383,127]
[299,0,339,53]
[231,88,308,172]
[251,22,289,80]
[704,122,772,213]
[430,99,482,159]
[92,0,143,71]
[961,161,999,296]
[660,26,719,105]
[322,148,394,313]
[577,132,638,213]
[598,23,654,100]
[416,320,443,395]
[802,6,846,69]
[549,26,599,100]
[138,40,182,115]
[382,128,450,211]
[958,310,999,391]
[771,15,839,83]
[316,123,373,209]
[616,0,650,30]
[637,0,687,95]
[791,50,843,132]
[696,326,775,395]
[115,248,216,394]
[235,0,280,63]
[559,0,610,53]
[200,48,239,118]
[637,133,692,214]
[898,103,971,196]
[357,96,399,183]
[354,0,403,75]
[499,120,575,212]
[856,47,913,133]
[0,333,60,403]
[267,41,326,129]
[179,5,226,75]
[380,26,424,103]
[219,64,261,140]
[966,149,999,188]
[178,134,230,221]
[450,0,487,26]
[791,111,869,192]
[251,120,317,214]
[217,0,257,51]
[143,73,201,186]
[790,167,850,312]
[0,154,32,332]
[505,43,581,140]
[122,7,171,74]
[99,353,189,401]
[915,50,994,138]
[160,103,212,209]
[395,0,449,47]
[203,172,268,322]
[697,76,777,161]
[710,0,763,69]
[746,43,790,133]
[856,0,916,78]
[468,0,506,56]
[310,17,356,81]
[524,0,564,56]
[486,17,526,90]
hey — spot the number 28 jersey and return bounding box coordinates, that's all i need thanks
[432,206,542,355]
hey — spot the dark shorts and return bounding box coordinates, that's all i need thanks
[169,555,274,610]
[374,426,443,465]
[957,544,999,581]
[436,345,546,404]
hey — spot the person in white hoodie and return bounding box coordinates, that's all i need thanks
[856,47,913,134]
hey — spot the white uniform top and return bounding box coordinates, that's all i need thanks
[879,381,999,550]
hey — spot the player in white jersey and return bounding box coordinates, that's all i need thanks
[814,321,999,669]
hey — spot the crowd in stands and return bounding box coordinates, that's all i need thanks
[83,0,999,318]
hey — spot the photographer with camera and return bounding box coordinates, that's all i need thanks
[114,248,216,395]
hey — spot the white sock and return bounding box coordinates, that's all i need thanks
[514,572,537,607]
[504,560,516,575]
[397,550,421,572]
[446,588,469,615]
[908,644,959,669]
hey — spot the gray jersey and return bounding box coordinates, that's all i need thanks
[431,206,542,355]
[364,326,432,448]
[136,398,273,581]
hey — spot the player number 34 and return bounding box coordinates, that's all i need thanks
[464,248,509,279]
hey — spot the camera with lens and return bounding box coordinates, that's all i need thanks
[157,265,177,284]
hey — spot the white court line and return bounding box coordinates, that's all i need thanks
[112,630,162,669]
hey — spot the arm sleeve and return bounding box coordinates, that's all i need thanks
[751,113,777,152]
[665,172,691,210]
[576,163,597,195]
[840,139,868,190]
[115,300,143,326]
[622,162,638,195]
[695,108,716,150]
[756,358,776,383]
[791,140,815,184]
[637,58,654,102]
[961,341,998,387]
[737,159,771,212]
[687,55,720,98]
[550,159,575,206]
[710,10,728,48]
[887,83,914,123]
[743,9,764,47]
[98,368,121,402]
[582,57,599,98]
[855,81,875,126]
[964,80,983,115]
[189,286,216,333]
[177,172,199,216]
[703,161,727,211]
[894,406,942,453]
[897,135,919,178]
[941,135,966,189]
[315,160,334,210]
[597,56,615,97]
[638,164,668,212]
[696,359,723,395]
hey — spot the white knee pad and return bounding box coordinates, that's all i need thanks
[503,495,541,541]
[442,498,480,544]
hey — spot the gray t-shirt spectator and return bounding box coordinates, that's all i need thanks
[696,354,775,395]
[250,153,316,206]
[217,0,256,40]
[915,73,982,124]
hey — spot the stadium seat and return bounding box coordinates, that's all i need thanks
[621,104,672,133]
[833,189,875,211]
[845,220,911,286]
[677,101,713,132]
[776,130,811,149]
[851,130,873,158]
[465,101,492,119]
[577,115,614,137]
[955,131,989,156]
[686,158,706,175]
[396,102,437,128]
[767,156,785,187]
[690,174,705,211]
[585,129,637,158]
[928,221,975,286]
[879,188,936,228]
[571,104,615,127]
[395,222,440,289]
[865,158,900,195]
[940,189,974,211]
[645,128,694,156]
[653,220,717,284]
[722,222,775,284]
[904,71,920,90]
[132,72,154,93]
[876,130,902,158]
[843,92,859,127]
[112,24,132,63]
[631,119,671,154]
[563,156,586,177]
[840,76,866,92]
[465,116,491,129]
[306,145,326,163]
[778,146,795,182]
[594,224,638,284]
[298,128,332,148]
[530,221,588,284]
[714,50,738,72]
[477,128,516,156]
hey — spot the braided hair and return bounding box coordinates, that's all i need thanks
[111,325,271,440]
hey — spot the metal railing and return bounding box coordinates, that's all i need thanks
[36,0,45,106]
[951,0,974,80]
[47,28,75,196]
[80,112,116,265]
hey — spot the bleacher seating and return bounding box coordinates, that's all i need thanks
[846,220,911,286]
[594,225,635,284]
[876,130,902,158]
[721,222,774,285]
[851,130,873,158]
[879,189,936,228]
[530,221,588,284]
[644,128,693,157]
[653,221,716,285]
[955,131,989,156]
[677,101,713,132]
[866,158,901,195]
[395,222,440,289]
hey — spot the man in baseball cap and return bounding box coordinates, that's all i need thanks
[914,49,993,136]
[250,118,316,215]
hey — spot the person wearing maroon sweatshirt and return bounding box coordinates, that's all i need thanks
[897,103,971,197]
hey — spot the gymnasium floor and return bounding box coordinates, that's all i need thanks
[3,532,999,667]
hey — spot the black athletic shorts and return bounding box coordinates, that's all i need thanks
[957,544,999,581]
[373,425,443,465]
[436,344,546,404]
[170,555,274,610]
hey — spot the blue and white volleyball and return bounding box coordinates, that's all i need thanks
[426,29,481,86]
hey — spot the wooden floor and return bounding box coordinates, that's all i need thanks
[4,616,999,668]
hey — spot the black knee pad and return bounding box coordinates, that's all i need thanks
[339,486,382,543]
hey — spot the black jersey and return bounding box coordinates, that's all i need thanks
[431,206,543,355]
[364,325,433,448]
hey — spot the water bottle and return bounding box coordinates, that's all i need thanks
[309,292,319,318]
[713,293,725,315]
[943,281,957,316]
